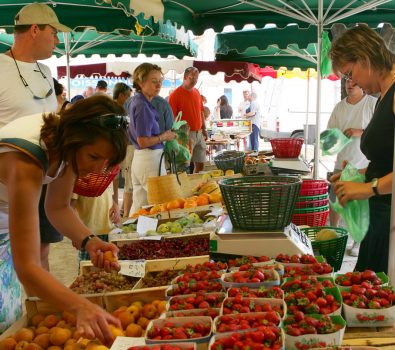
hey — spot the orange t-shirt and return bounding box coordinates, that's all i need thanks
[168,86,203,131]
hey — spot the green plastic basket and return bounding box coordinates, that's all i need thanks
[219,175,302,230]
[300,226,348,272]
[293,204,329,214]
[214,151,245,174]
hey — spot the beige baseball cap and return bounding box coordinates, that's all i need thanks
[14,3,71,32]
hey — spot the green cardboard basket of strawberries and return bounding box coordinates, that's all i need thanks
[129,343,196,350]
[209,325,285,350]
[221,268,280,289]
[145,316,213,344]
[227,285,284,299]
[162,308,220,320]
[213,311,282,333]
[285,287,342,317]
[283,314,346,350]
[281,276,336,293]
[221,296,286,318]
[341,284,395,327]
[167,292,226,312]
[166,280,225,298]
[283,262,333,279]
[334,270,388,289]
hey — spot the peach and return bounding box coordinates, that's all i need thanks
[55,321,67,329]
[157,301,167,314]
[126,305,140,319]
[62,312,76,327]
[24,343,43,350]
[142,304,157,320]
[108,325,124,338]
[103,251,117,263]
[137,317,149,330]
[112,306,128,318]
[35,327,49,336]
[0,337,17,350]
[31,314,46,327]
[42,315,59,329]
[117,311,135,330]
[49,327,71,346]
[14,341,29,350]
[14,328,35,343]
[33,334,50,349]
[125,323,143,337]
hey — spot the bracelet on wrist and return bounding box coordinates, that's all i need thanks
[80,234,96,251]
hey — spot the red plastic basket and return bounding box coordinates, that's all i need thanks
[292,209,329,226]
[295,197,329,209]
[270,138,304,158]
[299,179,328,196]
[73,165,119,197]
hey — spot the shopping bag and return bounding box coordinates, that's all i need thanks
[320,128,352,156]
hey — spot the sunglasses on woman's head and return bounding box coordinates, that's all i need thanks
[89,114,128,129]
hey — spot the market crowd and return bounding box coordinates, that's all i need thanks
[0,1,394,345]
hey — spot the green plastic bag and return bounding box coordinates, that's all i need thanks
[330,164,369,243]
[320,128,352,156]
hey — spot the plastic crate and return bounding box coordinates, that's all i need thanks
[73,165,119,197]
[219,175,302,230]
[300,226,348,272]
[292,209,329,227]
[270,138,304,158]
[299,179,329,196]
[214,151,245,173]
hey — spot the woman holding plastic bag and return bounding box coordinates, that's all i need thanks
[128,63,177,214]
[329,24,394,273]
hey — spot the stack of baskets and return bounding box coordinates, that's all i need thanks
[214,151,245,174]
[292,179,329,226]
[219,176,302,230]
[270,138,304,158]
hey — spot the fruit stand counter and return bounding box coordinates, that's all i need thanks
[342,327,395,349]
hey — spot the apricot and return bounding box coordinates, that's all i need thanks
[47,347,62,350]
[35,327,49,336]
[31,314,46,327]
[117,311,135,330]
[125,323,143,337]
[33,334,50,349]
[14,328,35,343]
[196,195,209,206]
[136,317,150,330]
[142,304,157,320]
[112,306,128,318]
[91,346,108,350]
[49,327,71,346]
[55,320,67,328]
[63,343,84,350]
[24,344,42,350]
[72,329,84,341]
[64,339,76,347]
[0,337,17,350]
[77,339,90,347]
[157,301,167,314]
[103,251,117,263]
[184,200,197,208]
[14,341,29,350]
[126,305,140,319]
[85,340,102,350]
[62,312,76,327]
[108,325,124,338]
[131,301,143,310]
[42,315,59,329]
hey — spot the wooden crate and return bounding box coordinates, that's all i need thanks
[168,203,222,218]
[145,255,209,272]
[343,327,395,349]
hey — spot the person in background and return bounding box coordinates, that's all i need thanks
[218,95,233,119]
[203,106,213,138]
[244,92,261,151]
[113,82,134,217]
[169,67,207,173]
[0,3,71,330]
[83,86,94,98]
[71,94,84,104]
[0,95,128,342]
[329,24,394,273]
[151,95,175,133]
[201,95,208,105]
[95,80,108,95]
[238,90,250,117]
[128,63,177,213]
[53,78,71,112]
[326,78,376,256]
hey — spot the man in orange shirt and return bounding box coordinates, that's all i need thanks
[169,67,207,172]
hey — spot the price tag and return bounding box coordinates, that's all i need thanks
[123,218,137,225]
[140,235,162,241]
[109,228,123,235]
[110,336,145,350]
[137,215,158,235]
[119,260,146,278]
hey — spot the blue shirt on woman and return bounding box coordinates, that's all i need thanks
[127,92,163,150]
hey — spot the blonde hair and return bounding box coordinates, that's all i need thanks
[132,63,162,92]
[329,24,394,75]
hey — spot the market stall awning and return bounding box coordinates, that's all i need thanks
[102,0,395,35]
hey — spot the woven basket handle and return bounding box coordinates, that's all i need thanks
[159,150,181,185]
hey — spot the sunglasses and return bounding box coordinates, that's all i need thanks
[341,64,354,81]
[89,114,128,130]
[10,49,53,100]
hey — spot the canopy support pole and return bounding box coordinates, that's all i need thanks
[388,129,395,281]
[305,68,311,160]
[313,0,323,179]
[63,32,71,101]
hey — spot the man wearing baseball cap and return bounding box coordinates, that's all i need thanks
[0,3,71,331]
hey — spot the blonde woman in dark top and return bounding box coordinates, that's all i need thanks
[329,24,395,273]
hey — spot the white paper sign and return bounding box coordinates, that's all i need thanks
[140,235,162,241]
[119,260,146,277]
[109,228,123,235]
[123,218,137,225]
[110,336,145,350]
[205,206,223,217]
[136,215,158,235]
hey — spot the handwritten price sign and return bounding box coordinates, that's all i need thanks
[119,260,146,277]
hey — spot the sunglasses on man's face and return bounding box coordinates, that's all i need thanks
[90,114,128,129]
